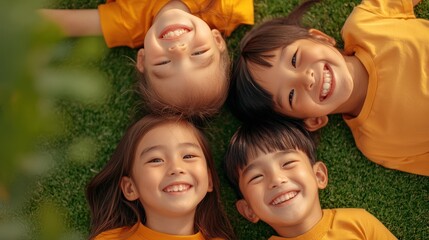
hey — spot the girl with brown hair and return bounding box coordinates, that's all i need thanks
[85,114,235,239]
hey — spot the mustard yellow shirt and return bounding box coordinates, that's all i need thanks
[98,0,254,48]
[269,209,396,240]
[94,222,222,240]
[341,0,429,175]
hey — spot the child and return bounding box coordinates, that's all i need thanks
[40,0,254,119]
[85,114,235,239]
[224,118,397,239]
[228,0,429,175]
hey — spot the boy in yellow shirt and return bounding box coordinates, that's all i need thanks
[224,118,396,239]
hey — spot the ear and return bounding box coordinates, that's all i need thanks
[308,29,336,46]
[120,176,139,201]
[211,29,226,52]
[304,116,329,132]
[313,162,328,189]
[136,48,145,73]
[207,170,213,192]
[236,199,259,223]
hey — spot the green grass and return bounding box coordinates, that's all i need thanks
[20,0,429,239]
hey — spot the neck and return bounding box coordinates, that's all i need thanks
[336,55,368,117]
[145,211,196,235]
[158,1,190,15]
[274,207,323,238]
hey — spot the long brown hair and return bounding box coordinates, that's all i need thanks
[86,114,235,239]
[228,0,321,123]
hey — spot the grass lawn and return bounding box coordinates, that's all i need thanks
[13,0,429,239]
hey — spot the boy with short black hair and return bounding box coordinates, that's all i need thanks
[224,118,396,239]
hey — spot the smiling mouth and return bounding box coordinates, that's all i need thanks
[320,65,334,101]
[163,184,191,193]
[270,191,298,205]
[159,25,192,40]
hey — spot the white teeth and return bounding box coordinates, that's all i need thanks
[321,69,332,98]
[162,29,189,39]
[271,191,298,205]
[165,184,190,193]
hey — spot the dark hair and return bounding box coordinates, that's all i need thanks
[228,0,321,123]
[86,114,235,239]
[224,117,317,198]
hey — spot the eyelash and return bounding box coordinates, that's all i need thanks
[289,89,294,107]
[154,49,207,65]
[148,158,163,163]
[155,60,171,66]
[282,160,296,168]
[249,174,262,183]
[291,50,297,68]
[183,154,195,159]
[192,49,208,56]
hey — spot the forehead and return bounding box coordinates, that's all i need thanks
[148,62,225,107]
[240,149,289,172]
[140,122,197,144]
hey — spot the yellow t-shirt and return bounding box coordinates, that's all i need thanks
[341,0,429,175]
[98,0,254,48]
[269,209,396,240]
[94,222,222,240]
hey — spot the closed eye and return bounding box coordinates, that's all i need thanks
[155,60,171,66]
[192,49,208,56]
[289,89,295,108]
[282,160,296,169]
[249,174,263,183]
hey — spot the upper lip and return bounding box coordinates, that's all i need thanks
[159,24,192,40]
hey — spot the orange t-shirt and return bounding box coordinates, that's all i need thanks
[269,209,396,240]
[341,0,429,175]
[98,0,254,48]
[94,222,223,240]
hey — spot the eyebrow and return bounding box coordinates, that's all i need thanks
[241,149,297,177]
[139,142,202,159]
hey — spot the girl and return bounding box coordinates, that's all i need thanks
[40,0,254,120]
[228,0,429,175]
[85,114,235,239]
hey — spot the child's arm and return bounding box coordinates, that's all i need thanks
[413,0,422,6]
[39,9,102,36]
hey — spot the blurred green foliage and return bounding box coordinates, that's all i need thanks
[0,0,108,239]
[2,0,428,239]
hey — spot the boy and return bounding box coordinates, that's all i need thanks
[224,118,396,239]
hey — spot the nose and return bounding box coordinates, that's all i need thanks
[168,159,186,176]
[168,42,187,53]
[300,69,315,90]
[268,174,288,189]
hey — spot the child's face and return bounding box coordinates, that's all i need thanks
[121,122,213,222]
[140,8,226,106]
[249,35,353,119]
[236,149,327,237]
